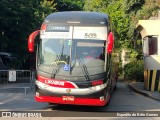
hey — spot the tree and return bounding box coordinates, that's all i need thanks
[106,0,131,49]
[83,0,109,12]
[55,0,84,11]
[0,0,56,66]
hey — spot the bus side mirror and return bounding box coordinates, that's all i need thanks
[107,32,114,54]
[28,30,40,52]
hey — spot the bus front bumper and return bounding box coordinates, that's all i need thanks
[35,95,110,106]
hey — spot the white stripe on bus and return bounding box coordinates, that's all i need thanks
[36,80,107,95]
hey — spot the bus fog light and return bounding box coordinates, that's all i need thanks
[36,92,39,97]
[100,96,104,101]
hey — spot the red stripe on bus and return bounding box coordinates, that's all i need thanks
[35,96,110,106]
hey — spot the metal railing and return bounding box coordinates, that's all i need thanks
[0,70,35,94]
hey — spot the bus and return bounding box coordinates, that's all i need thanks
[28,11,118,106]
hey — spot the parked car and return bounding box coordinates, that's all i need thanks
[0,52,21,70]
[0,57,9,70]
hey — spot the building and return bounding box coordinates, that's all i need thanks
[136,16,160,91]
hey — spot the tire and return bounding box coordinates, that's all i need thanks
[104,86,111,106]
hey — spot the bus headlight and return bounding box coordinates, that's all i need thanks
[91,84,106,91]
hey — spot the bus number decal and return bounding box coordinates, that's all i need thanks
[84,33,97,38]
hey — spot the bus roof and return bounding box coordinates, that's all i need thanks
[44,11,109,26]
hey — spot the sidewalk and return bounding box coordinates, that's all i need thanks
[126,82,160,101]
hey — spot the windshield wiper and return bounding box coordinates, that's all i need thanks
[51,41,65,79]
[75,54,90,81]
[51,55,61,78]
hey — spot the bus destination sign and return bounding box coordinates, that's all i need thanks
[46,26,70,32]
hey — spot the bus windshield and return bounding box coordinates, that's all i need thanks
[39,38,105,68]
[40,38,70,65]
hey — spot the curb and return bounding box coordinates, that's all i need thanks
[126,83,160,101]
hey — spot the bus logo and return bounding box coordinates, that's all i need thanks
[66,88,71,93]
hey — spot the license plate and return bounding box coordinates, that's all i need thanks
[62,96,75,101]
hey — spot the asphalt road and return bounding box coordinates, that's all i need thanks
[0,82,160,120]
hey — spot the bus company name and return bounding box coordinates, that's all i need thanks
[41,32,70,39]
[50,33,69,38]
[45,79,65,86]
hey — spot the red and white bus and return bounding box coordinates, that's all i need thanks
[28,11,118,106]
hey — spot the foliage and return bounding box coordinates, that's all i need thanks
[55,0,84,11]
[124,60,144,81]
[106,0,131,49]
[0,0,56,67]
[123,39,143,61]
[83,0,109,12]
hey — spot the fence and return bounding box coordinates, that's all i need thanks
[0,70,35,94]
